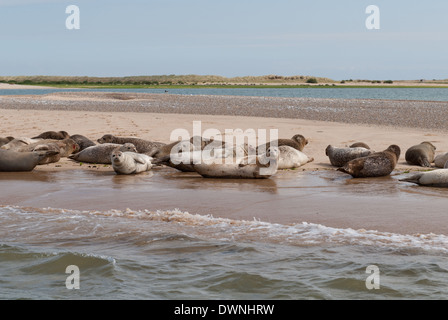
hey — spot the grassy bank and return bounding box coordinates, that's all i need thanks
[1,75,448,89]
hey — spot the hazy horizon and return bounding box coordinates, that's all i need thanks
[1,0,447,80]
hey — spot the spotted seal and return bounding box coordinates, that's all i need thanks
[326,145,374,167]
[337,145,401,178]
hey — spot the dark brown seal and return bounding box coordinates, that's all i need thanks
[405,141,436,167]
[97,134,165,154]
[349,142,370,149]
[32,131,70,140]
[257,134,308,153]
[337,145,401,178]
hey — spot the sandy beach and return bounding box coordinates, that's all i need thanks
[1,92,448,235]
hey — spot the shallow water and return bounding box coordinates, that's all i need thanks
[1,168,448,300]
[2,87,448,101]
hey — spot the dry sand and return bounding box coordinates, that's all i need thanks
[1,92,448,235]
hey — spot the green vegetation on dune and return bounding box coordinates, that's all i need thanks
[1,75,448,89]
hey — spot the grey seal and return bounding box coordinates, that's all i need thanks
[111,151,153,175]
[278,145,314,169]
[69,143,137,164]
[0,149,59,172]
[192,147,279,179]
[400,169,448,187]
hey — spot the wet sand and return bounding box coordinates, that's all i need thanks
[1,92,448,236]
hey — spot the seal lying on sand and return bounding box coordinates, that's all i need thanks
[278,145,314,169]
[0,137,14,148]
[405,141,436,167]
[0,149,59,172]
[18,138,79,158]
[1,137,41,150]
[257,134,308,153]
[434,152,448,168]
[69,134,96,151]
[32,131,70,140]
[337,145,401,178]
[111,151,153,175]
[97,134,165,154]
[192,147,279,179]
[349,142,370,149]
[69,143,137,164]
[326,145,373,167]
[400,169,448,187]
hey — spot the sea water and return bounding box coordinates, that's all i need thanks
[1,169,448,300]
[2,87,448,101]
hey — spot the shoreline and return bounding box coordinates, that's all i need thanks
[1,93,448,236]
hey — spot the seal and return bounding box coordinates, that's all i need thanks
[405,141,436,167]
[349,142,370,149]
[257,134,308,153]
[97,134,166,154]
[18,138,80,158]
[278,145,314,169]
[400,169,448,187]
[111,151,153,175]
[32,131,70,140]
[69,134,96,151]
[69,143,137,164]
[0,149,59,172]
[325,145,373,167]
[1,137,42,151]
[337,145,401,178]
[434,152,448,168]
[29,143,61,164]
[0,136,14,148]
[192,147,279,179]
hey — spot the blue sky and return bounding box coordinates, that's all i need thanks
[0,0,447,80]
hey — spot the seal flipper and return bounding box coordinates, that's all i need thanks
[399,173,424,185]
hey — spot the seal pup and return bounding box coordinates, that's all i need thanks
[192,147,279,179]
[97,134,165,154]
[257,134,308,153]
[326,145,373,167]
[349,142,370,149]
[69,143,137,164]
[434,152,448,168]
[278,145,314,169]
[0,149,59,172]
[400,169,448,187]
[32,131,70,140]
[405,141,436,167]
[111,150,153,175]
[337,145,401,178]
[0,137,14,147]
[69,134,96,151]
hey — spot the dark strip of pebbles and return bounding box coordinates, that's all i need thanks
[1,92,448,131]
